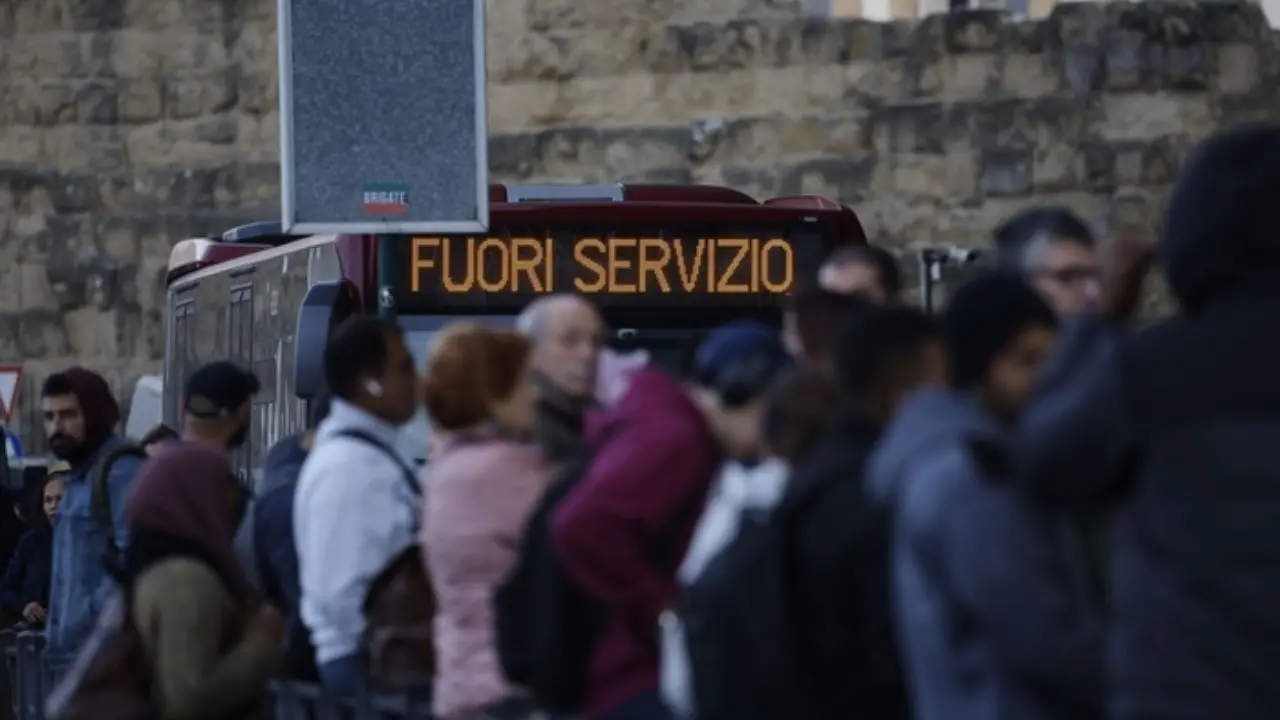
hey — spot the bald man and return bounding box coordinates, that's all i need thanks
[818,244,903,304]
[516,295,606,463]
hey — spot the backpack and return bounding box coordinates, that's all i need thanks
[494,452,600,714]
[675,498,818,720]
[90,444,148,564]
[335,429,437,691]
[248,488,321,682]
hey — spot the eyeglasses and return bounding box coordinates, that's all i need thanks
[1030,265,1101,287]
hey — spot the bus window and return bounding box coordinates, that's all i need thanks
[396,315,516,467]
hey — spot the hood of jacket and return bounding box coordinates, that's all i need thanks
[585,368,703,445]
[677,458,789,586]
[868,388,1002,507]
[1160,125,1280,313]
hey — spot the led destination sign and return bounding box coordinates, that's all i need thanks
[398,230,824,309]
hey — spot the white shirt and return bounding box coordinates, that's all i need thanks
[661,458,790,717]
[294,399,421,664]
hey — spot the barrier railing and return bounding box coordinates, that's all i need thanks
[5,630,48,720]
[0,629,436,720]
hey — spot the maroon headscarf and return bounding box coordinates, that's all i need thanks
[59,367,121,453]
[124,441,257,604]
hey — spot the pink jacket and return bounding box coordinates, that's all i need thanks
[422,437,552,719]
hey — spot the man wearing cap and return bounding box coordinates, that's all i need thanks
[181,361,261,449]
[552,321,794,720]
[40,367,143,666]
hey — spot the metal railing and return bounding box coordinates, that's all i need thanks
[0,629,435,720]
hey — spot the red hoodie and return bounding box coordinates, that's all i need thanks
[551,370,719,720]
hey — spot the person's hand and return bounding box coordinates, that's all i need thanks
[248,604,286,641]
[1100,226,1156,322]
[21,602,45,624]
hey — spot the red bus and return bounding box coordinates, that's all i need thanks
[163,183,865,485]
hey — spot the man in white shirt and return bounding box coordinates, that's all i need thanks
[293,316,421,696]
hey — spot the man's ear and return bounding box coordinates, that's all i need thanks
[967,437,1012,482]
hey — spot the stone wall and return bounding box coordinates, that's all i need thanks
[0,0,1274,444]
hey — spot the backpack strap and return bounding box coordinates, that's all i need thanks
[333,429,420,497]
[90,445,147,556]
[235,498,267,594]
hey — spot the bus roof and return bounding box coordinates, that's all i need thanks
[167,182,863,283]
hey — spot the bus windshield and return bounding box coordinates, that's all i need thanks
[396,315,713,466]
[396,316,516,466]
[386,217,842,464]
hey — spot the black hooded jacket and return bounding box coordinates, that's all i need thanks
[1016,125,1280,720]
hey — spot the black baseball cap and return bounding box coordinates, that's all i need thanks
[184,361,261,419]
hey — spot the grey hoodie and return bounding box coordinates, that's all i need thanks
[869,389,1102,720]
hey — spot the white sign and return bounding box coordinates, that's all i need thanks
[0,366,22,425]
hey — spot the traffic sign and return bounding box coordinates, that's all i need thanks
[4,428,22,460]
[277,0,490,235]
[0,365,22,425]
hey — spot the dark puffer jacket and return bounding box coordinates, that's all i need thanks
[1017,126,1280,720]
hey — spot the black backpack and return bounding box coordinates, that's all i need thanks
[91,443,149,567]
[677,499,819,720]
[494,454,600,714]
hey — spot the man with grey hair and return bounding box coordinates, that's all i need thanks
[817,244,903,304]
[517,294,606,464]
[993,206,1102,316]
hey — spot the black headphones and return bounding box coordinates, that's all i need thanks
[694,345,793,409]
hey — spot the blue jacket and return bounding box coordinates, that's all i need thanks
[46,436,142,659]
[869,389,1103,720]
[0,530,52,615]
[235,433,307,616]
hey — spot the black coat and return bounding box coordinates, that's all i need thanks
[783,413,910,720]
[0,530,51,616]
[1018,283,1280,720]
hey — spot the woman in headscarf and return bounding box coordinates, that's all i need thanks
[421,324,551,720]
[0,465,66,627]
[124,439,284,719]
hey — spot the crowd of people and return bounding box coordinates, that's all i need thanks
[9,124,1280,720]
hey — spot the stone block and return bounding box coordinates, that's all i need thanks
[165,72,239,120]
[1214,43,1261,95]
[490,125,691,181]
[12,310,72,359]
[779,155,880,201]
[116,79,165,124]
[871,101,966,155]
[6,80,79,126]
[979,147,1034,198]
[107,29,167,76]
[1095,93,1216,141]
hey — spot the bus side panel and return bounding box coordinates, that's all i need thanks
[163,242,341,492]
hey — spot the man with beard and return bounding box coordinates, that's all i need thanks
[40,367,144,666]
[516,295,606,465]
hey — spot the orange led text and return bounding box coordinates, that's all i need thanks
[409,236,796,295]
